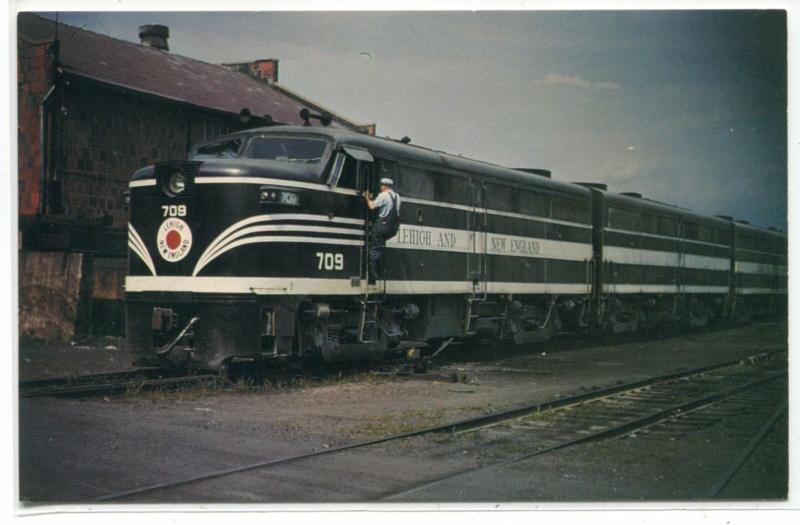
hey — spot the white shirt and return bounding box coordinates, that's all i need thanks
[373,190,401,219]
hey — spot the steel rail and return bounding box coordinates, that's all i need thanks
[382,372,787,500]
[707,399,788,498]
[94,349,785,502]
[20,372,217,398]
[19,368,158,390]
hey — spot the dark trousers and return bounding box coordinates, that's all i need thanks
[368,231,387,283]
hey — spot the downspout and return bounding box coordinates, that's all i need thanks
[38,84,56,216]
[40,30,61,216]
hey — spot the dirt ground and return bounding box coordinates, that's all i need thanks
[19,336,134,380]
[18,321,788,504]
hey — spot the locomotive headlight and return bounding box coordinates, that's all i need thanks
[260,186,301,206]
[168,172,186,195]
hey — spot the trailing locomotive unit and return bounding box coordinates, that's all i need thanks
[126,126,595,369]
[731,221,787,319]
[584,187,736,332]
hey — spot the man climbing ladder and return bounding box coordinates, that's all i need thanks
[364,177,401,284]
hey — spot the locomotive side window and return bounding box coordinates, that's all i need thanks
[192,139,242,159]
[434,173,470,205]
[519,190,548,216]
[244,137,329,164]
[553,197,590,224]
[486,183,513,212]
[657,215,678,237]
[608,207,639,230]
[717,227,732,245]
[394,164,435,200]
[683,221,704,242]
[639,213,656,235]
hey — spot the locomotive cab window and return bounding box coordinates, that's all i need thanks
[191,139,243,159]
[335,156,359,190]
[244,136,330,165]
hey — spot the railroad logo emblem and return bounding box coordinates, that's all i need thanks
[157,218,193,262]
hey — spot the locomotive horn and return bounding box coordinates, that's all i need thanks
[239,107,252,124]
[299,108,333,127]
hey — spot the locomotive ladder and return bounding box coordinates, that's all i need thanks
[358,153,383,344]
[468,179,489,302]
[463,179,489,336]
[358,298,380,343]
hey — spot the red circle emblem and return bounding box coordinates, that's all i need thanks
[166,229,182,250]
[157,218,193,262]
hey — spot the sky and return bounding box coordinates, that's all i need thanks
[41,10,788,229]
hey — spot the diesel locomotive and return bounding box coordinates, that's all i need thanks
[125,125,786,370]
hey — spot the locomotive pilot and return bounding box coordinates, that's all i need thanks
[364,178,402,284]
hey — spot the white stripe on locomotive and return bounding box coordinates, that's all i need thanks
[193,213,364,275]
[126,276,592,296]
[734,261,787,276]
[388,224,592,261]
[601,284,729,294]
[603,246,730,271]
[127,223,157,276]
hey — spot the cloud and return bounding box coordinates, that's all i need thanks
[534,73,623,91]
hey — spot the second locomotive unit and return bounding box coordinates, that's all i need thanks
[125,124,786,369]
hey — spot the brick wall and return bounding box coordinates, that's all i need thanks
[57,80,248,227]
[20,72,248,227]
[17,37,55,216]
[222,59,279,84]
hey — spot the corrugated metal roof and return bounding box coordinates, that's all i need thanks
[17,13,354,128]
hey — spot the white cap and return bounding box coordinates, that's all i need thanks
[380,178,394,186]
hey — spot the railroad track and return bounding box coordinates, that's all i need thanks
[19,369,218,398]
[94,348,786,501]
[382,356,787,500]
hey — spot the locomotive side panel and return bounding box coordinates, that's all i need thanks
[596,192,733,331]
[383,161,593,296]
[733,223,787,319]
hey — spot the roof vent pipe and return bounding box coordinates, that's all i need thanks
[138,24,170,51]
[515,168,551,178]
[576,182,608,191]
[621,192,642,198]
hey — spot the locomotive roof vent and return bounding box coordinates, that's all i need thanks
[621,192,642,198]
[138,24,170,51]
[715,215,734,221]
[514,168,551,178]
[576,182,608,191]
[734,219,750,225]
